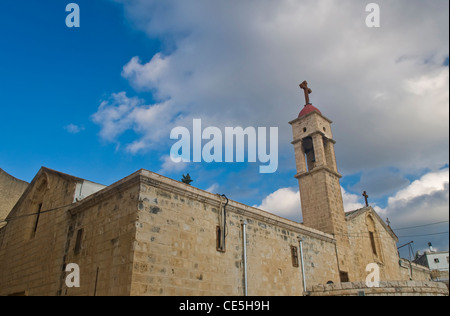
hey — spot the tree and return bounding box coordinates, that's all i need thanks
[181,173,193,185]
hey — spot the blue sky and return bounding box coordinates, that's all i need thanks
[0,0,448,259]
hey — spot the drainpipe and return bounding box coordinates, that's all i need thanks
[242,220,248,296]
[298,237,307,294]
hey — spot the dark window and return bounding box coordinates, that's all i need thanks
[33,203,42,233]
[369,232,377,256]
[74,229,83,255]
[291,246,299,267]
[339,271,349,282]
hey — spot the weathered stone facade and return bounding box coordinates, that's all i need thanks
[0,168,29,224]
[308,280,448,296]
[346,208,402,282]
[0,168,340,296]
[1,166,444,296]
[0,101,446,296]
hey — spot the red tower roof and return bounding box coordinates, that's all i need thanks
[298,103,321,118]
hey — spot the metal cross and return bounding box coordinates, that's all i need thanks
[362,191,369,207]
[299,81,312,105]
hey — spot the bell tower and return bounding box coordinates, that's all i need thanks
[289,81,351,281]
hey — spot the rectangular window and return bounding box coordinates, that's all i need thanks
[291,246,299,267]
[33,203,42,233]
[369,232,377,256]
[74,229,83,255]
[434,258,440,263]
[339,271,349,282]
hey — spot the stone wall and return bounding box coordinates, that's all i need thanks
[346,208,404,282]
[60,173,140,296]
[398,258,432,281]
[308,280,449,296]
[0,168,28,223]
[0,169,78,296]
[130,170,341,296]
[0,168,342,296]
[1,167,434,296]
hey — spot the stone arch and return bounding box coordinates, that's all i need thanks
[365,213,383,263]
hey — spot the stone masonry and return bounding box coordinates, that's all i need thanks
[0,168,29,224]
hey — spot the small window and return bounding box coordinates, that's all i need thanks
[74,229,83,255]
[369,232,377,256]
[339,271,349,282]
[434,258,440,264]
[33,203,43,233]
[291,246,299,267]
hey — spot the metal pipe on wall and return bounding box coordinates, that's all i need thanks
[298,237,307,293]
[242,220,248,296]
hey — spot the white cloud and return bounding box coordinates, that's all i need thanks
[91,92,174,153]
[380,168,449,227]
[158,154,188,175]
[379,168,449,255]
[254,187,302,222]
[98,1,449,251]
[205,183,219,194]
[122,54,170,94]
[105,0,449,176]
[388,169,449,205]
[64,123,85,134]
[254,185,370,222]
[341,187,365,212]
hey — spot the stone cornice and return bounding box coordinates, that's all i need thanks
[139,170,336,243]
[289,111,333,125]
[69,169,336,243]
[295,166,342,179]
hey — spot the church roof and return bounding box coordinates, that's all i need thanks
[298,103,322,117]
[345,206,398,241]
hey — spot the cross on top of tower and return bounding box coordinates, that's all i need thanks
[299,81,312,105]
[362,191,369,207]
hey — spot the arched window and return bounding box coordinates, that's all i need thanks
[29,173,49,237]
[366,214,383,262]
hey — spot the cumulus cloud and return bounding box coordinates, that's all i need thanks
[158,154,188,175]
[255,167,448,228]
[381,168,449,226]
[95,0,448,251]
[91,92,173,153]
[103,0,449,176]
[341,187,365,212]
[254,185,372,223]
[254,187,302,222]
[378,168,450,256]
[122,54,170,94]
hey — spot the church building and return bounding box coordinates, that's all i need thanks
[0,83,447,296]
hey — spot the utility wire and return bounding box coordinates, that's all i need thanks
[0,203,74,224]
[392,220,449,231]
[397,231,449,238]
